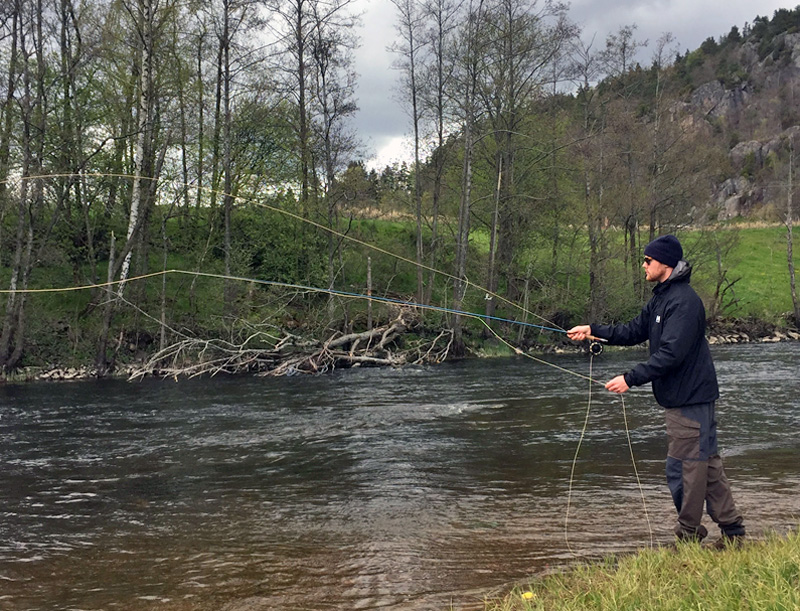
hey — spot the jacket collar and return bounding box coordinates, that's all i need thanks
[653,260,691,294]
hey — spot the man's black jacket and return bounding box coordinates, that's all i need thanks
[590,261,719,408]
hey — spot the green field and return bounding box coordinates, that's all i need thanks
[712,225,799,320]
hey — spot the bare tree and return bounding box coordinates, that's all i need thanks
[475,0,574,315]
[599,24,647,294]
[421,0,460,306]
[266,0,359,300]
[268,0,358,215]
[307,0,360,305]
[703,227,741,323]
[570,35,610,321]
[390,0,427,304]
[450,0,484,355]
[786,136,799,324]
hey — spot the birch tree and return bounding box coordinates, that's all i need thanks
[98,0,176,368]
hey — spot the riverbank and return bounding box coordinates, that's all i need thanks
[706,317,800,344]
[4,317,799,383]
[482,528,800,610]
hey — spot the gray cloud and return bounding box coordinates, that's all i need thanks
[352,0,410,166]
[352,0,795,167]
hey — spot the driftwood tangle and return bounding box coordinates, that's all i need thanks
[128,308,453,380]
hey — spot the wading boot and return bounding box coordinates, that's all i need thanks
[704,534,745,550]
[674,524,708,546]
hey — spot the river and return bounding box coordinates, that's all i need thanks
[0,343,798,610]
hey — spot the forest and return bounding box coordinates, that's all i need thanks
[0,0,798,377]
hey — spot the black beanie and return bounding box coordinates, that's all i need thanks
[644,234,683,268]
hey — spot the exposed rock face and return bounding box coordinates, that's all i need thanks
[691,80,751,122]
[680,26,800,219]
[729,140,763,167]
[713,176,765,219]
[790,32,800,69]
[728,126,800,167]
[711,126,800,218]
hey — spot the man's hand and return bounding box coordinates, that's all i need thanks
[566,325,592,341]
[605,375,630,394]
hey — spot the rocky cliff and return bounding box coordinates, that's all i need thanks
[680,24,800,219]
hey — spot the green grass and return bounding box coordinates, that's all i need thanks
[719,225,799,320]
[463,223,800,326]
[288,216,800,328]
[484,529,800,610]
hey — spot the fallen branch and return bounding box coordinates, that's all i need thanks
[127,307,452,380]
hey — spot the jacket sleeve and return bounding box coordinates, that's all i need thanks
[590,303,650,346]
[623,296,702,387]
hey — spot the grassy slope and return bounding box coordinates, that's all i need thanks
[484,529,800,611]
[720,225,798,320]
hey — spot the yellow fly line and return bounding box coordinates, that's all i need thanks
[477,317,654,552]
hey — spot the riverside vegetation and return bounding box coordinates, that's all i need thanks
[482,529,800,611]
[5,217,800,381]
[2,5,800,378]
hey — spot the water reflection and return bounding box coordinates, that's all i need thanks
[0,343,798,610]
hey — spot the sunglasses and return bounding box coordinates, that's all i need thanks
[643,256,654,265]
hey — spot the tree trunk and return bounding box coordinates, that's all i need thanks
[406,17,424,306]
[0,4,19,211]
[296,0,311,214]
[788,140,799,324]
[119,0,154,299]
[222,0,234,306]
[174,20,192,219]
[0,176,30,365]
[96,232,116,369]
[452,0,484,356]
[0,0,46,370]
[485,157,501,321]
[390,0,425,304]
[423,0,452,307]
[452,121,473,356]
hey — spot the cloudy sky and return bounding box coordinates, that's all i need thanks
[351,0,796,170]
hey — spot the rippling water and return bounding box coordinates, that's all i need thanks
[0,343,798,610]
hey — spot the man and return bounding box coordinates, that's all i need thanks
[567,234,745,547]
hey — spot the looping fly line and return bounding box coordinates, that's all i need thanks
[0,172,654,550]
